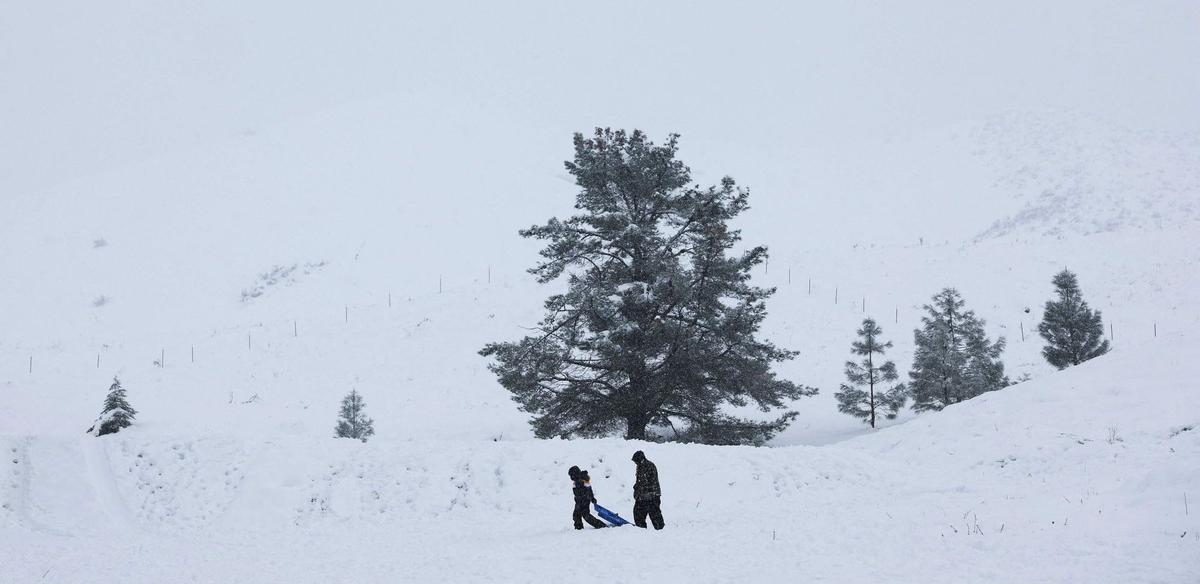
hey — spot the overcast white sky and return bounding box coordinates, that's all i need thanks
[3,1,1199,197]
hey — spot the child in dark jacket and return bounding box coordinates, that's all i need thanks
[568,466,607,530]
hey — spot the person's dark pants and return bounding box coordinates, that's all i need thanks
[574,504,607,529]
[634,496,665,529]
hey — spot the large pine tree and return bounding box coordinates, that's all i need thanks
[88,377,137,436]
[909,288,1008,412]
[480,129,816,445]
[834,318,906,428]
[1037,269,1110,369]
[335,390,375,442]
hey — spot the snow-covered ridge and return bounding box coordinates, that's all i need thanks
[968,111,1200,240]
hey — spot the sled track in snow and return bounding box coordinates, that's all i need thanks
[2,437,74,536]
[81,437,138,532]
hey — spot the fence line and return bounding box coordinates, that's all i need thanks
[4,268,1177,382]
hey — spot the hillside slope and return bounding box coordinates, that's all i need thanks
[969,111,1200,240]
[2,224,1196,447]
[3,2,1199,581]
[3,106,1199,446]
[2,335,1196,582]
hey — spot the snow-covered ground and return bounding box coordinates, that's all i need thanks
[2,2,1199,582]
[2,336,1196,582]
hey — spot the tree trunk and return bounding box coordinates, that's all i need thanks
[867,352,876,429]
[625,373,650,440]
[625,417,648,440]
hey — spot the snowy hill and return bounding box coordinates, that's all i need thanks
[2,138,1197,580]
[3,335,1196,582]
[969,111,1200,240]
[3,1,1200,582]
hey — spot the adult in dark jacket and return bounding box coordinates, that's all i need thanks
[568,466,607,530]
[631,451,665,530]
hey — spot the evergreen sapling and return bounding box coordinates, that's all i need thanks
[1037,269,1110,369]
[908,288,1008,412]
[87,376,137,436]
[335,390,375,442]
[834,318,906,428]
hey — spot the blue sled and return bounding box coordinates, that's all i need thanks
[594,503,630,527]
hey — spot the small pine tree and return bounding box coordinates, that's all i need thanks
[88,377,137,436]
[1037,269,1110,369]
[962,325,1009,396]
[909,288,1008,412]
[334,390,375,442]
[834,318,906,428]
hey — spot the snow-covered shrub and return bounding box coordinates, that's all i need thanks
[87,377,137,436]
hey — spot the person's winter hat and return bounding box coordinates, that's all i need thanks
[568,465,581,480]
[631,450,646,463]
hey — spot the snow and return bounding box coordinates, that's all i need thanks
[3,1,1200,582]
[2,337,1197,582]
[2,235,1197,581]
